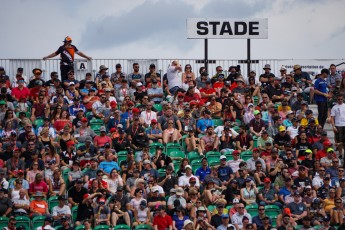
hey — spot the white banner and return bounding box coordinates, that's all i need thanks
[187,18,268,39]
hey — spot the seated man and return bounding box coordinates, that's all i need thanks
[287,192,307,224]
[12,188,30,216]
[0,188,13,217]
[94,197,111,226]
[231,202,252,230]
[199,126,218,154]
[52,196,71,226]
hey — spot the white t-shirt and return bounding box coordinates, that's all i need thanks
[178,175,200,187]
[287,125,299,139]
[167,66,182,90]
[214,126,239,138]
[330,103,345,127]
[231,212,252,229]
[140,110,157,125]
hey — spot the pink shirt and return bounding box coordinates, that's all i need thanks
[94,135,112,148]
[29,181,48,194]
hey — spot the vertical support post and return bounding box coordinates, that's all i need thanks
[247,39,251,77]
[204,39,208,73]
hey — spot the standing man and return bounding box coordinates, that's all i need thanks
[327,64,342,89]
[331,94,345,158]
[166,60,182,95]
[314,69,330,128]
[43,36,92,82]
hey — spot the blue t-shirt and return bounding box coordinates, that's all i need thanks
[173,215,189,230]
[314,78,328,102]
[196,118,214,132]
[278,186,291,199]
[98,161,120,174]
[217,165,233,182]
[195,166,211,182]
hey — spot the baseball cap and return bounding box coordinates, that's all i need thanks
[185,165,192,170]
[263,178,271,183]
[327,148,334,153]
[254,110,261,115]
[222,214,229,218]
[279,126,286,132]
[220,155,227,160]
[232,198,239,204]
[323,140,332,146]
[176,188,184,196]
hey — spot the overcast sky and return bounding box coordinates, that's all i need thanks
[1,0,344,60]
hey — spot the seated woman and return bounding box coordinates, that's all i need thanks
[132,200,151,228]
[48,169,66,197]
[203,180,224,207]
[173,207,189,230]
[185,129,201,153]
[330,198,345,225]
[162,119,182,144]
[240,178,258,205]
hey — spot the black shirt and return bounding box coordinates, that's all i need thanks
[76,203,94,222]
[210,214,223,228]
[134,91,148,102]
[273,133,291,147]
[109,194,130,212]
[158,175,178,196]
[68,186,88,204]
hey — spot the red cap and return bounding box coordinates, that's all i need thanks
[323,140,332,146]
[284,208,291,216]
[189,177,196,182]
[190,101,198,105]
[110,101,117,108]
[263,177,271,183]
[127,101,134,106]
[66,141,75,147]
[98,198,106,203]
[253,148,260,152]
[83,194,90,200]
[81,117,88,122]
[177,92,185,97]
[198,101,204,106]
[14,147,21,152]
[17,170,24,174]
[233,150,240,155]
[132,108,140,113]
[110,128,117,133]
[151,119,157,123]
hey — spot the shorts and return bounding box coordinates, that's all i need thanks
[335,126,345,143]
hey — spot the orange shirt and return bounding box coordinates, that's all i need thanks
[30,200,48,216]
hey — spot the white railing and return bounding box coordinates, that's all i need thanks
[1,58,344,82]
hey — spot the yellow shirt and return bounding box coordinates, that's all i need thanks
[300,117,319,126]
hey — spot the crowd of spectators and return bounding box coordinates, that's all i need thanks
[0,59,344,230]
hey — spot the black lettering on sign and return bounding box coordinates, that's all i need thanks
[80,63,86,70]
[197,21,208,35]
[249,22,259,35]
[235,22,247,35]
[220,21,233,35]
[209,21,220,35]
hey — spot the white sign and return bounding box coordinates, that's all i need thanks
[187,18,268,39]
[77,61,88,70]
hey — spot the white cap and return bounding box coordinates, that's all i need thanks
[280,65,287,71]
[220,155,227,160]
[69,82,75,85]
[136,82,143,87]
[185,165,192,170]
[233,198,240,204]
[183,219,193,228]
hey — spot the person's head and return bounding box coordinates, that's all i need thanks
[302,217,312,228]
[258,205,266,215]
[135,188,143,197]
[133,63,139,71]
[237,203,245,214]
[35,173,43,183]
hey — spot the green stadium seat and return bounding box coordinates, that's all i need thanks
[113,224,131,230]
[34,118,44,128]
[166,143,181,154]
[62,168,71,188]
[75,225,86,230]
[207,205,216,212]
[213,119,224,127]
[240,150,253,161]
[168,150,185,160]
[187,151,202,162]
[158,168,166,177]
[15,216,31,229]
[153,104,163,112]
[32,216,46,229]
[48,196,59,212]
[72,205,78,222]
[245,204,258,216]
[135,224,153,230]
[206,151,221,158]
[265,205,281,217]
[0,217,9,229]
[191,159,202,174]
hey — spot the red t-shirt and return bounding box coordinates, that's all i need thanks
[153,214,173,230]
[11,87,31,100]
[200,88,216,102]
[213,81,224,90]
[29,181,48,194]
[93,135,112,148]
[184,93,200,103]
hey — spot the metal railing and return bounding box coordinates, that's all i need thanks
[1,58,344,82]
